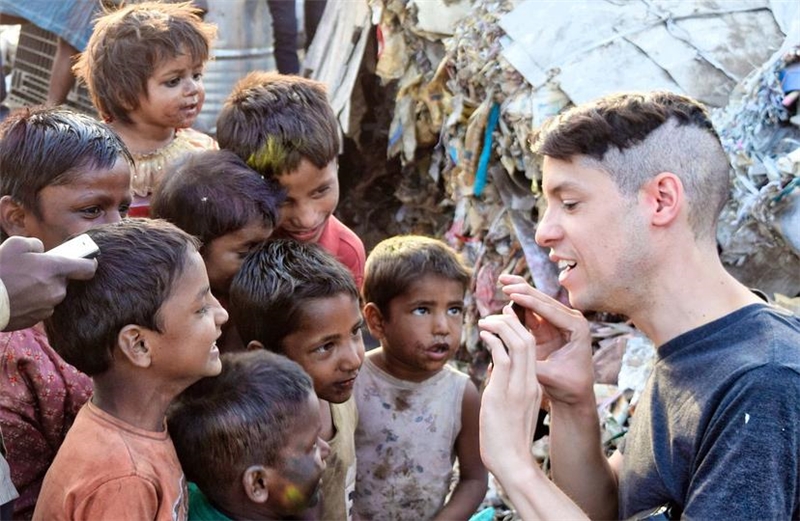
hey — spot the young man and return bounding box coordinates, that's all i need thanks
[478,91,800,520]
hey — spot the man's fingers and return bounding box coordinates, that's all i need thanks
[0,235,45,256]
[48,256,98,281]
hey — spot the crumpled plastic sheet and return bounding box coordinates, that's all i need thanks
[713,42,800,298]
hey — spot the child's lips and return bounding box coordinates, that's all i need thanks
[335,375,358,390]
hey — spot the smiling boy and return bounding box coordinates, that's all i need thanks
[216,71,366,287]
[32,219,228,520]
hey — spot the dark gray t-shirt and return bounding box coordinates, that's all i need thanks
[619,304,800,520]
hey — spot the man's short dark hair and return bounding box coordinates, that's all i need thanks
[229,239,359,352]
[531,91,731,239]
[45,219,200,375]
[168,350,314,508]
[151,149,284,253]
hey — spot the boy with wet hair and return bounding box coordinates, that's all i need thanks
[168,349,330,520]
[229,239,365,521]
[33,219,228,520]
[0,106,133,519]
[74,1,218,216]
[479,91,800,520]
[216,71,366,287]
[151,149,284,302]
[355,235,487,520]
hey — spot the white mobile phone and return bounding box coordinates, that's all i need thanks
[45,234,100,259]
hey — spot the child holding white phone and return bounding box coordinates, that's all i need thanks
[0,107,133,519]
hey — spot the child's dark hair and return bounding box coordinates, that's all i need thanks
[44,219,200,376]
[0,106,133,240]
[229,239,359,352]
[216,71,339,178]
[167,350,314,506]
[151,149,285,253]
[363,235,471,317]
[74,1,216,123]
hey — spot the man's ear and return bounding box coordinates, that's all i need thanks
[242,465,270,504]
[0,195,29,237]
[117,325,153,368]
[363,302,385,338]
[246,340,265,351]
[642,172,683,227]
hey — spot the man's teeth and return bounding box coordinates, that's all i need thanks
[558,260,576,270]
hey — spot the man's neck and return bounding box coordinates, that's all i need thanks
[628,252,763,347]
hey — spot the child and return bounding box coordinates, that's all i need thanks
[74,1,218,217]
[229,239,365,521]
[33,219,228,520]
[0,107,133,520]
[354,235,487,520]
[216,71,366,287]
[167,350,331,520]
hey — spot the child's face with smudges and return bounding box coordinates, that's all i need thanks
[267,391,330,516]
[274,159,339,244]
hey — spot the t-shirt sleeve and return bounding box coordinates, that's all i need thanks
[74,476,160,521]
[682,365,800,520]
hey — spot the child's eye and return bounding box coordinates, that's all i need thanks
[561,200,579,211]
[165,77,181,87]
[192,72,203,82]
[79,206,102,218]
[411,307,429,316]
[447,306,463,316]
[119,203,131,217]
[196,305,209,315]
[351,323,364,337]
[312,342,334,354]
[312,185,330,199]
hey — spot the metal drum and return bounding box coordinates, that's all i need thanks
[196,0,276,135]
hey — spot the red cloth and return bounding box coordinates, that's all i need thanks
[317,215,366,288]
[0,325,92,520]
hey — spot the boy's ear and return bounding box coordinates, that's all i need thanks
[117,325,153,368]
[363,302,385,338]
[642,172,683,227]
[0,195,30,237]
[242,465,270,504]
[246,340,265,351]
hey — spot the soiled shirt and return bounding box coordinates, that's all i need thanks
[353,357,468,521]
[0,324,92,520]
[320,397,358,521]
[33,401,188,521]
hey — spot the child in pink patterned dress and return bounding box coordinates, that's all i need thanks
[0,107,133,519]
[73,1,217,217]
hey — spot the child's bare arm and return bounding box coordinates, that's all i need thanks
[433,380,488,521]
